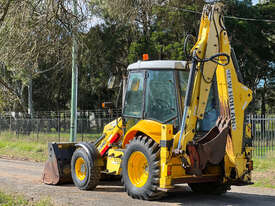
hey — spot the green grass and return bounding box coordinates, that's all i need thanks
[0,130,100,144]
[0,131,99,162]
[254,152,275,172]
[253,180,275,189]
[253,151,275,189]
[0,137,47,162]
[0,190,53,206]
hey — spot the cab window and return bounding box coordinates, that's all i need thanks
[145,70,177,123]
[123,72,144,118]
[178,70,189,107]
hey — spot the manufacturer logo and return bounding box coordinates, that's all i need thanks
[226,70,237,130]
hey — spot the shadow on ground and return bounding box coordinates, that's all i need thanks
[55,181,275,206]
[161,185,275,206]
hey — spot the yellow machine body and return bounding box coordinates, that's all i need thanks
[43,3,253,200]
[106,148,124,175]
[97,118,123,156]
[101,3,253,189]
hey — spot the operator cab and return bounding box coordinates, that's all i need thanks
[122,60,189,132]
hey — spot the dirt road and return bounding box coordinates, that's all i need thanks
[0,157,275,206]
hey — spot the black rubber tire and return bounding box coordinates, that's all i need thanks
[188,182,230,195]
[71,148,101,190]
[122,135,164,200]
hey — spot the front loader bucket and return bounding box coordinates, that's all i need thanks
[42,142,76,185]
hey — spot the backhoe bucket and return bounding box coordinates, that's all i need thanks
[42,142,76,185]
[187,116,231,175]
[197,117,230,170]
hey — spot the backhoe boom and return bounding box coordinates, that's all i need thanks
[176,3,253,182]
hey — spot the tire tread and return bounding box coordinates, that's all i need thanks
[122,135,164,200]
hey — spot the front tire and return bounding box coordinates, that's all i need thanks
[71,148,101,190]
[122,135,164,200]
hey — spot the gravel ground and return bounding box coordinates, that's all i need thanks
[0,157,275,206]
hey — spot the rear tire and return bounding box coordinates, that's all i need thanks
[188,182,230,195]
[122,135,164,200]
[71,148,101,190]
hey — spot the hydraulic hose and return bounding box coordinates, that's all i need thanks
[177,51,198,150]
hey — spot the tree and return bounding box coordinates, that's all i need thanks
[222,0,275,113]
[78,21,133,108]
[264,62,275,113]
[0,0,90,112]
[0,0,273,114]
[0,0,12,26]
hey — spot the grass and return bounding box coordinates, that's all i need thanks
[0,130,100,144]
[0,136,47,162]
[0,130,275,189]
[254,152,275,172]
[0,131,99,162]
[0,190,53,206]
[253,151,275,189]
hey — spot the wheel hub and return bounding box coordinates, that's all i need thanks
[128,151,149,188]
[75,157,87,181]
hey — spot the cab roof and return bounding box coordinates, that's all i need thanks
[127,60,188,71]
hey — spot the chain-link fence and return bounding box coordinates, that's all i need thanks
[0,109,121,142]
[249,114,275,157]
[0,111,274,158]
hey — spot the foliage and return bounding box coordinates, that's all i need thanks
[0,0,90,112]
[223,0,275,113]
[266,71,275,113]
[0,0,274,113]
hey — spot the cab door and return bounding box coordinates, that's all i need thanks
[144,70,178,124]
[123,71,145,118]
[123,71,145,131]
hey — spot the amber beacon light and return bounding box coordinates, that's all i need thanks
[143,54,149,61]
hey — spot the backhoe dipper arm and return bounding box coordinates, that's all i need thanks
[177,3,252,178]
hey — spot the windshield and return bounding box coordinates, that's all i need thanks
[144,70,177,123]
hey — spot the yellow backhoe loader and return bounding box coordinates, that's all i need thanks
[42,3,253,200]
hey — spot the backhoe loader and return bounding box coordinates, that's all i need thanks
[42,3,253,200]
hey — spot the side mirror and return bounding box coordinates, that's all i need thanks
[107,76,116,89]
[107,75,121,89]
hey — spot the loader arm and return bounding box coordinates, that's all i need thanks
[176,3,253,180]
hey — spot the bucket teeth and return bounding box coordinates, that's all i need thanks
[187,116,231,174]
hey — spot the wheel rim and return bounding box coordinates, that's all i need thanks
[75,157,87,181]
[128,151,149,188]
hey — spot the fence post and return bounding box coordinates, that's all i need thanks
[0,119,2,136]
[9,115,11,132]
[58,114,60,142]
[16,119,19,139]
[36,119,39,142]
